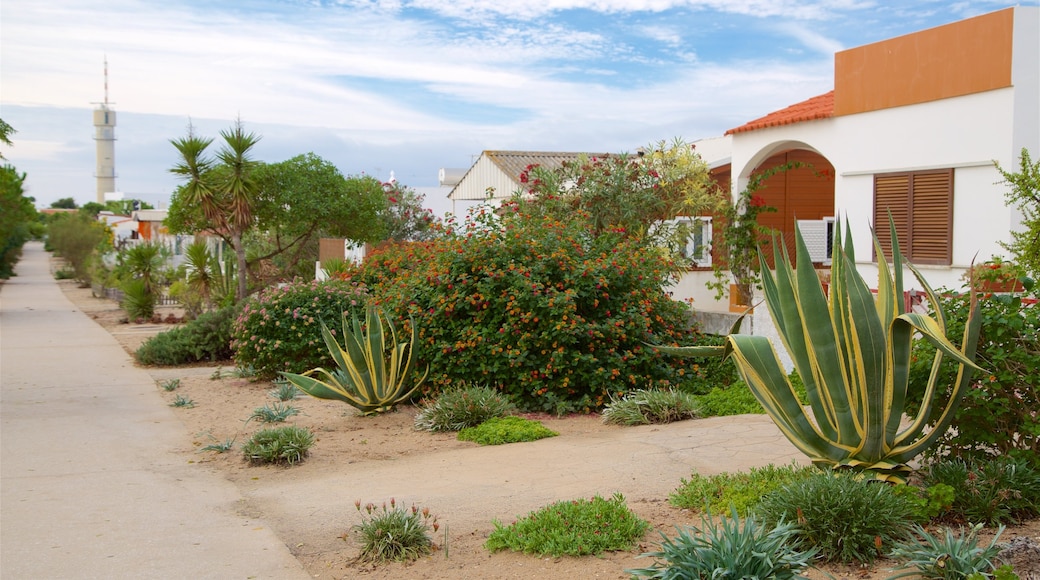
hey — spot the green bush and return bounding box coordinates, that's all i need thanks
[601,388,699,425]
[675,334,743,395]
[231,278,368,379]
[135,306,235,365]
[242,425,314,465]
[485,493,648,557]
[921,457,1040,525]
[628,508,816,579]
[413,384,516,432]
[890,483,956,523]
[754,472,915,563]
[695,384,763,416]
[669,463,813,516]
[360,202,702,414]
[353,499,438,563]
[121,278,155,321]
[908,289,1039,466]
[46,212,109,286]
[457,416,557,445]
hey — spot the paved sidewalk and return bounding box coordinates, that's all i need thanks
[1,243,308,579]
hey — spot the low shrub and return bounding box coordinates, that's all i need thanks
[457,416,557,445]
[907,289,1039,467]
[921,457,1040,525]
[889,523,1007,579]
[353,499,438,563]
[269,379,301,401]
[674,334,743,395]
[242,425,314,465]
[246,402,300,424]
[669,463,813,516]
[695,384,763,416]
[627,508,817,579]
[485,493,648,557]
[754,472,915,563]
[135,306,235,365]
[891,483,956,523]
[231,278,368,379]
[413,385,516,432]
[601,388,699,425]
[121,278,155,321]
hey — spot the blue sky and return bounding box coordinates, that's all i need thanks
[1,0,1033,216]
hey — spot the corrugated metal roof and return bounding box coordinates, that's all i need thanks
[485,150,611,179]
[725,91,835,135]
[449,150,612,201]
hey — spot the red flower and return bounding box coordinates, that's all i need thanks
[749,195,767,207]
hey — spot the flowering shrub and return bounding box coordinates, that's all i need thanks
[962,256,1027,291]
[907,284,1039,466]
[231,278,368,379]
[359,197,702,413]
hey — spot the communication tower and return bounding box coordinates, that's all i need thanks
[93,58,117,204]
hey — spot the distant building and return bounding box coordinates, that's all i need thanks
[93,59,117,204]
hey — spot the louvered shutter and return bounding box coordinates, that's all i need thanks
[909,170,953,265]
[873,173,910,261]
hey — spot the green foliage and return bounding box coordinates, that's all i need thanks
[694,384,764,416]
[0,162,37,279]
[627,508,817,579]
[45,212,110,286]
[889,523,1006,580]
[381,181,440,242]
[754,472,915,563]
[485,493,648,557]
[660,220,983,483]
[135,306,234,365]
[158,378,181,392]
[179,241,235,317]
[457,416,558,445]
[997,148,1040,281]
[361,199,701,414]
[891,483,956,523]
[50,197,78,209]
[674,335,743,395]
[908,289,1039,466]
[170,395,195,408]
[231,278,368,378]
[600,388,699,425]
[247,402,300,424]
[413,384,517,432]
[200,436,236,453]
[121,278,155,320]
[353,499,438,563]
[921,457,1040,526]
[241,425,314,465]
[280,306,428,415]
[269,379,301,401]
[669,463,813,516]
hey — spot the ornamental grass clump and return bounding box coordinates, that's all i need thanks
[413,384,516,432]
[352,498,438,563]
[485,493,648,557]
[627,508,817,580]
[658,218,982,483]
[242,425,314,465]
[921,457,1040,525]
[754,471,915,564]
[601,388,699,425]
[457,416,557,445]
[889,523,1007,579]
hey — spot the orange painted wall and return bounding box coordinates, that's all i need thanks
[834,8,1013,116]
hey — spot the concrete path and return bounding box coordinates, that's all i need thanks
[1,243,308,580]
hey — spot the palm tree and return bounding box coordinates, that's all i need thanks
[170,121,259,301]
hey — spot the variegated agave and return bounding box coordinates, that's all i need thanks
[659,219,982,482]
[281,306,428,415]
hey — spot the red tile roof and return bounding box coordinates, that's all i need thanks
[726,90,834,135]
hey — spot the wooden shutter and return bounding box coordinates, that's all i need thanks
[873,169,953,265]
[873,173,910,261]
[909,170,953,265]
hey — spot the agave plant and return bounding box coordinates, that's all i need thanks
[280,306,427,415]
[659,219,982,482]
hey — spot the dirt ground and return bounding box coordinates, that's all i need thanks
[58,278,1040,579]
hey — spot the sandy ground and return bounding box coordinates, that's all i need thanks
[57,277,1040,579]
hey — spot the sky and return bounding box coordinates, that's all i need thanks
[1,0,1033,217]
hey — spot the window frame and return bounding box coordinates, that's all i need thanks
[873,168,954,266]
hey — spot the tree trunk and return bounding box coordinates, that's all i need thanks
[232,230,248,301]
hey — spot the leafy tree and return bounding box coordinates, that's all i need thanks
[0,117,14,158]
[50,197,78,209]
[1,163,37,278]
[46,212,110,285]
[998,148,1040,280]
[169,121,260,300]
[381,181,440,242]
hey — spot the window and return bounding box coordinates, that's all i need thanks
[675,216,713,267]
[873,169,953,265]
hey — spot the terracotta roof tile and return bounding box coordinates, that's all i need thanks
[726,91,834,135]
